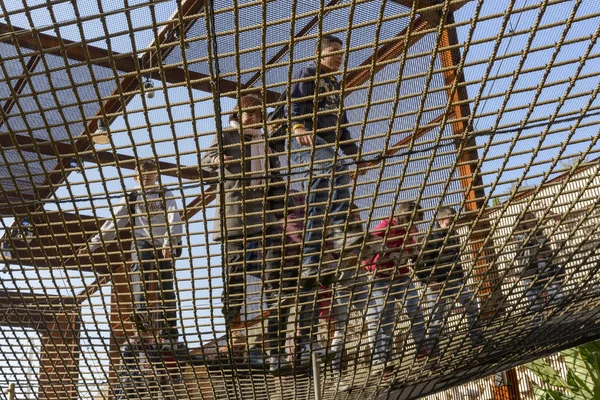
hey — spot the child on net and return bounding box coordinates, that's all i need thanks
[78,160,182,347]
[416,206,481,350]
[200,94,286,327]
[514,211,565,322]
[282,196,368,368]
[364,201,429,367]
[315,204,371,372]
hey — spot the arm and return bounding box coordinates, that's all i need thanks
[289,67,316,146]
[162,190,183,251]
[370,218,390,239]
[289,67,316,127]
[80,196,131,254]
[200,131,232,174]
[339,112,359,157]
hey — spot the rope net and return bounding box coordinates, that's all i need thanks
[0,0,599,399]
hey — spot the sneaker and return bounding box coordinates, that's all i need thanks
[334,373,354,393]
[133,310,151,332]
[269,355,292,372]
[318,264,338,286]
[330,332,344,355]
[416,344,435,360]
[299,267,319,289]
[371,356,386,370]
[299,344,326,366]
[328,228,363,250]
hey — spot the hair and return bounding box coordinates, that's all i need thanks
[436,206,457,221]
[395,201,423,225]
[229,94,263,125]
[137,160,157,173]
[519,211,538,229]
[315,34,343,53]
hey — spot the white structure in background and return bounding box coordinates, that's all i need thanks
[486,160,600,314]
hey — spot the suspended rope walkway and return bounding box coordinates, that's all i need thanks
[0,0,600,399]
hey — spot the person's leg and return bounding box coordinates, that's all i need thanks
[130,241,155,330]
[451,281,480,342]
[262,229,292,370]
[524,279,544,313]
[399,276,428,354]
[296,145,351,287]
[157,253,178,341]
[424,285,443,347]
[222,238,245,324]
[297,289,320,364]
[366,281,394,364]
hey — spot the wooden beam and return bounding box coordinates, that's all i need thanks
[438,11,503,320]
[345,16,429,90]
[0,131,202,180]
[2,211,132,273]
[0,55,41,127]
[389,0,471,24]
[0,22,270,101]
[244,0,344,89]
[0,290,77,329]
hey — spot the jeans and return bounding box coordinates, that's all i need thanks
[267,260,299,357]
[131,240,178,339]
[290,138,351,269]
[425,279,479,344]
[222,226,283,316]
[366,276,425,362]
[222,227,285,357]
[523,278,563,314]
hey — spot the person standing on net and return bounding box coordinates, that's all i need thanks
[514,211,565,324]
[364,201,429,367]
[78,160,182,347]
[201,94,289,371]
[288,34,367,289]
[416,206,481,350]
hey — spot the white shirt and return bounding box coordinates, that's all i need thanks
[89,188,182,252]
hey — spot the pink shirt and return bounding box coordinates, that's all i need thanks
[367,218,419,279]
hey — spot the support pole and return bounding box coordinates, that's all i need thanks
[312,352,322,400]
[7,383,15,400]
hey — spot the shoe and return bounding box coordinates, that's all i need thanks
[328,228,363,250]
[318,264,338,286]
[416,344,438,360]
[133,310,151,332]
[299,267,319,289]
[299,344,326,366]
[330,332,344,355]
[269,355,292,372]
[371,356,386,370]
[334,373,354,393]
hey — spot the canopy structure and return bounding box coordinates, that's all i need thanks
[0,0,599,399]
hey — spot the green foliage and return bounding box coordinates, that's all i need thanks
[526,339,600,399]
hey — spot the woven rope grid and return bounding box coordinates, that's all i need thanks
[1,0,600,399]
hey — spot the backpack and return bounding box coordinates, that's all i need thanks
[128,190,183,257]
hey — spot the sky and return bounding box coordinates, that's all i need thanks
[1,0,599,397]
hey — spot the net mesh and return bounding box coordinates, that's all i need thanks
[1,0,600,399]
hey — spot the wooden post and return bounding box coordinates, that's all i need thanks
[107,266,134,399]
[38,313,81,400]
[439,10,516,399]
[438,11,504,318]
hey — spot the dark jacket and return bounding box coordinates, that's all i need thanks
[287,63,358,157]
[201,127,285,241]
[416,225,464,283]
[515,231,559,280]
